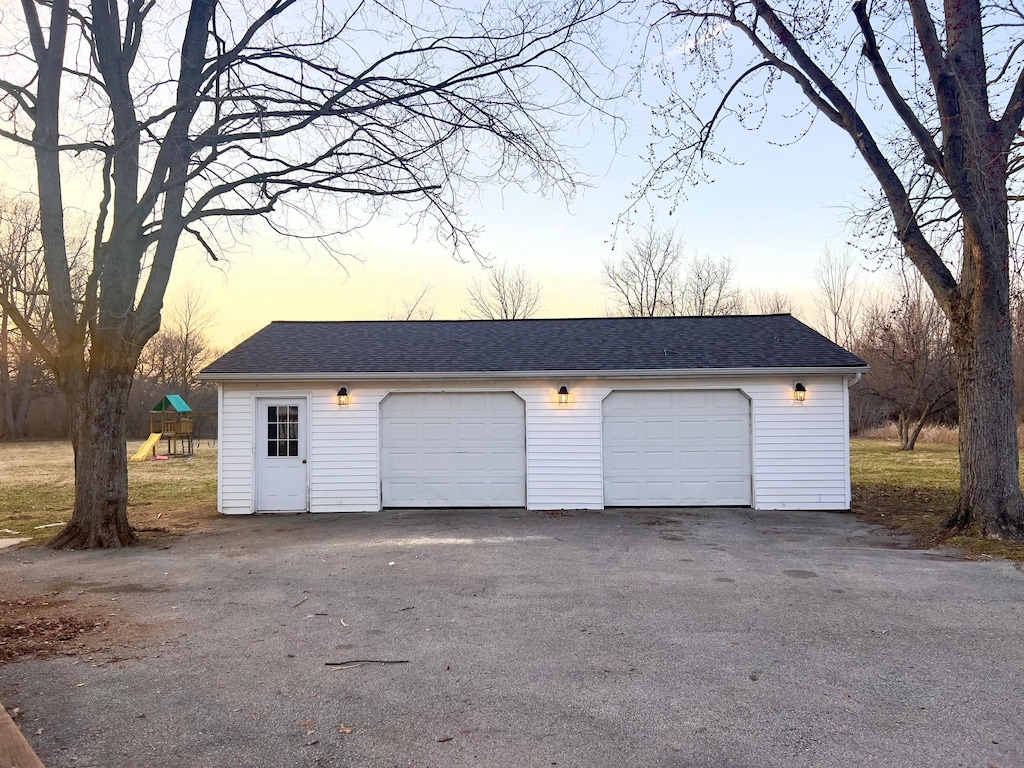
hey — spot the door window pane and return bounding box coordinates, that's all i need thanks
[267,405,299,458]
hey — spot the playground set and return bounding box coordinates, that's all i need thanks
[130,395,195,462]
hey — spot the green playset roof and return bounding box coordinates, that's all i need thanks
[152,394,192,413]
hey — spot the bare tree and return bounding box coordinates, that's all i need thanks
[640,0,1024,537]
[0,0,616,547]
[0,192,44,439]
[387,286,437,321]
[854,273,955,450]
[602,226,684,316]
[812,249,863,347]
[464,264,542,320]
[679,254,743,316]
[0,190,86,439]
[747,287,794,315]
[138,287,218,400]
[604,227,743,317]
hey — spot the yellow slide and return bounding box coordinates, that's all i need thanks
[130,433,163,462]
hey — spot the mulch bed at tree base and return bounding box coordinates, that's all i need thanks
[0,596,109,666]
[853,483,1024,562]
[852,483,954,548]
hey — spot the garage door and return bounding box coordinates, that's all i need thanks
[603,390,751,506]
[381,392,526,507]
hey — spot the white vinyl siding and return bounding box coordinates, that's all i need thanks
[747,375,850,510]
[522,386,606,510]
[214,374,853,514]
[219,385,255,514]
[309,387,384,513]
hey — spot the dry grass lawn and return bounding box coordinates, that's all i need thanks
[2,437,1024,560]
[0,438,218,546]
[851,437,1024,561]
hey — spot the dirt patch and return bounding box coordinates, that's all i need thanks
[641,516,686,526]
[84,583,169,594]
[130,502,220,541]
[0,594,127,666]
[853,483,957,549]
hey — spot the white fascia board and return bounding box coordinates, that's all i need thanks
[199,365,868,383]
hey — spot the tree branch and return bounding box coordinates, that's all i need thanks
[744,0,958,309]
[698,61,775,155]
[135,0,218,337]
[853,0,944,172]
[0,292,57,371]
[999,68,1024,149]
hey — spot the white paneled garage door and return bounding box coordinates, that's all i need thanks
[381,392,526,507]
[603,390,752,506]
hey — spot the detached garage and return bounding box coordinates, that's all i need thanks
[199,315,867,514]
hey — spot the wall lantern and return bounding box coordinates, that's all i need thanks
[794,382,807,402]
[337,387,349,406]
[558,385,570,405]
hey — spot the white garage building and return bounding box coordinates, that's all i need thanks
[199,315,867,514]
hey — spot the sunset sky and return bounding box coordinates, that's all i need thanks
[158,107,877,349]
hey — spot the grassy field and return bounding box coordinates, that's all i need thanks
[1,438,1023,559]
[850,438,1024,561]
[0,439,218,545]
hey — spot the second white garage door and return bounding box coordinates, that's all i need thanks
[381,392,526,507]
[603,390,752,506]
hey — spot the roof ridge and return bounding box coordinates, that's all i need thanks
[267,313,797,325]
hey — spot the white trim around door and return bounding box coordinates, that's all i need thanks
[255,396,309,512]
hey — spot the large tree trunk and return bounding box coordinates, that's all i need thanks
[947,297,1024,539]
[48,362,138,549]
[937,79,1024,539]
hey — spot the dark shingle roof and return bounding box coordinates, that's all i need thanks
[201,315,865,378]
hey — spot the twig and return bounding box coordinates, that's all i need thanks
[325,659,409,666]
[293,594,309,608]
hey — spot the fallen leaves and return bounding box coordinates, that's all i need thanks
[0,597,109,665]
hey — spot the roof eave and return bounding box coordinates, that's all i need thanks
[198,365,868,382]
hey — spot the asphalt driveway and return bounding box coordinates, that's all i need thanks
[1,507,1022,768]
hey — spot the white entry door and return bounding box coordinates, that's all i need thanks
[256,398,308,512]
[603,390,752,506]
[381,392,526,507]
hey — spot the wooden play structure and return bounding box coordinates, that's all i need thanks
[130,394,194,461]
